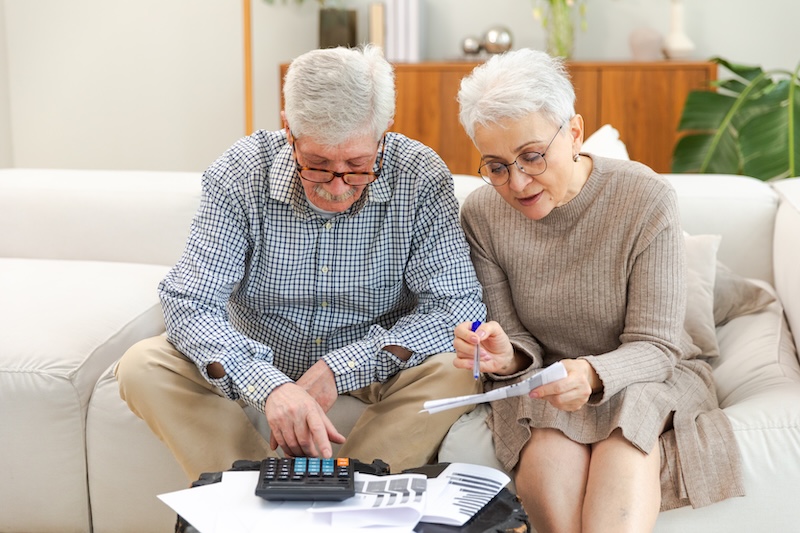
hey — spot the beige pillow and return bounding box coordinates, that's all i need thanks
[713,261,776,326]
[683,233,721,357]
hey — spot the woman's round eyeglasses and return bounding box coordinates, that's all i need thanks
[477,123,564,186]
[292,134,385,186]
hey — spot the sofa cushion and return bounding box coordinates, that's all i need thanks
[581,124,630,160]
[713,262,775,327]
[452,174,486,207]
[684,233,721,357]
[0,258,168,533]
[712,282,800,408]
[87,361,187,533]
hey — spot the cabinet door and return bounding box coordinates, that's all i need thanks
[569,65,601,138]
[393,63,481,176]
[595,62,715,173]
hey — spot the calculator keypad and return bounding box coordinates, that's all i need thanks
[255,457,355,501]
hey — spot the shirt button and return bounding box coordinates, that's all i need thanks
[315,338,322,345]
[321,301,328,308]
[247,385,255,393]
[321,266,329,274]
[348,360,356,369]
[324,222,332,230]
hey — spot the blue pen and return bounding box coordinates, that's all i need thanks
[471,320,482,380]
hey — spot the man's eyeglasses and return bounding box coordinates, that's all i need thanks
[477,123,564,186]
[292,135,385,186]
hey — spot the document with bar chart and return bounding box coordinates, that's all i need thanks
[421,463,511,527]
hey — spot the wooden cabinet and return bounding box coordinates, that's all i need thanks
[280,60,716,175]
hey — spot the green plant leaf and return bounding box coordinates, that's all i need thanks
[672,133,740,174]
[713,78,748,96]
[711,57,764,83]
[672,57,800,180]
[677,91,735,131]
[740,108,789,179]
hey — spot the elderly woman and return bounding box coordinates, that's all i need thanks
[452,49,743,533]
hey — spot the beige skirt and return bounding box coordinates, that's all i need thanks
[487,358,744,510]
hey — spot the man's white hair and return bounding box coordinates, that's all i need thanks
[283,45,395,146]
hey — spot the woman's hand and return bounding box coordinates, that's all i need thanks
[530,358,602,412]
[453,320,528,376]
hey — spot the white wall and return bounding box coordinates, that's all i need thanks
[416,0,799,75]
[3,0,244,172]
[1,0,798,172]
[0,1,12,167]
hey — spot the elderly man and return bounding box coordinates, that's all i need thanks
[116,45,485,480]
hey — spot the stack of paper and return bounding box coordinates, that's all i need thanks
[158,463,509,532]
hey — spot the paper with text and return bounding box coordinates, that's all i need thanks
[421,362,568,414]
[422,463,510,526]
[310,472,427,529]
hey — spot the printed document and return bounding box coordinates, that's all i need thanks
[421,361,568,414]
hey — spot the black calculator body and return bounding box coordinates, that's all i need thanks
[255,457,355,501]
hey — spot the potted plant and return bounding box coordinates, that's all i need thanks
[672,57,800,181]
[262,0,356,49]
[531,0,588,59]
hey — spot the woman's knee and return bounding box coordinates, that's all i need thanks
[516,430,590,532]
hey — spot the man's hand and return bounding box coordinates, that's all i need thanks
[265,382,346,458]
[295,358,339,413]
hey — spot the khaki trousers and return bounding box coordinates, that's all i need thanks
[116,335,480,481]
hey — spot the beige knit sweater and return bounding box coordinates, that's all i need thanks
[460,155,743,510]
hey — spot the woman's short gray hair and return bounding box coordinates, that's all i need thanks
[458,49,575,141]
[283,45,395,146]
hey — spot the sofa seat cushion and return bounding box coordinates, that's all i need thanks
[87,360,188,533]
[657,291,800,531]
[0,258,168,533]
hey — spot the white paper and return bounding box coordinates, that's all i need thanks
[160,471,411,533]
[310,472,427,529]
[158,464,511,532]
[158,478,231,533]
[422,463,511,526]
[311,464,510,529]
[421,361,568,414]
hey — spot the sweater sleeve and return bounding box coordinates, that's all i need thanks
[582,185,686,403]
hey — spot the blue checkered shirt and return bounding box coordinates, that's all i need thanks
[159,130,485,413]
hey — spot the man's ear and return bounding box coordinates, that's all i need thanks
[281,111,291,144]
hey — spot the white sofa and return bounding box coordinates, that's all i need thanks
[1,167,799,533]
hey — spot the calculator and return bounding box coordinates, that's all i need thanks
[254,457,355,501]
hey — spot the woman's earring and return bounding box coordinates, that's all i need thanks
[573,153,581,162]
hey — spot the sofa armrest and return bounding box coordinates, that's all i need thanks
[772,177,800,342]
